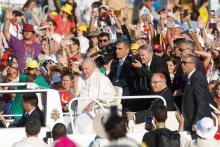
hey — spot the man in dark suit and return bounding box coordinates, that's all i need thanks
[0,93,44,127]
[107,39,133,110]
[127,73,175,124]
[18,93,44,126]
[130,44,171,111]
[181,54,212,132]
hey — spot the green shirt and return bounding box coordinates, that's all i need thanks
[11,74,50,119]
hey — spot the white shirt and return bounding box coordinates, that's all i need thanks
[76,70,116,113]
[12,137,49,147]
[146,58,152,67]
[77,36,89,54]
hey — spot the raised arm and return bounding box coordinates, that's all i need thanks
[3,9,13,42]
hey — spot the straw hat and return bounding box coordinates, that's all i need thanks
[61,4,73,15]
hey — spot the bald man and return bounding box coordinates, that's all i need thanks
[150,73,174,111]
[127,73,174,124]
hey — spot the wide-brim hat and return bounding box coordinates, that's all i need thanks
[92,113,110,139]
[22,23,35,32]
[61,4,73,15]
[196,117,217,139]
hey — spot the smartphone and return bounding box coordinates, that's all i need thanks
[145,116,153,131]
[110,105,117,116]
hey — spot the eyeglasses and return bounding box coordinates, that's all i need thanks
[150,81,163,84]
[181,60,194,65]
[99,39,108,42]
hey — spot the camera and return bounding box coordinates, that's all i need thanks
[93,44,117,67]
[128,54,141,63]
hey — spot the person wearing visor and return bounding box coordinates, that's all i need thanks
[3,9,40,73]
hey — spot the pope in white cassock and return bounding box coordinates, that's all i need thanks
[73,57,116,134]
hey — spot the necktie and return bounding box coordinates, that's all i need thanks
[116,60,123,82]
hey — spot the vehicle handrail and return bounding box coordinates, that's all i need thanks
[1,114,22,117]
[209,103,219,128]
[0,83,30,87]
[210,103,220,114]
[0,82,48,89]
[0,89,50,94]
[68,95,166,134]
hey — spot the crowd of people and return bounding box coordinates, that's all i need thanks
[0,0,220,146]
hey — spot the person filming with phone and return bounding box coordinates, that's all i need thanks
[142,104,180,147]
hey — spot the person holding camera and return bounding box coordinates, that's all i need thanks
[130,44,171,111]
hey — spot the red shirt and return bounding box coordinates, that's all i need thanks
[53,15,75,36]
[58,87,73,110]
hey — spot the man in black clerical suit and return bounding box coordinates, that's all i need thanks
[127,73,174,124]
[181,54,212,132]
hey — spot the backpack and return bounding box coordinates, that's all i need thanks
[154,128,180,147]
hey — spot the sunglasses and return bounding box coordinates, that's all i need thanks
[154,50,163,53]
[181,60,194,65]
